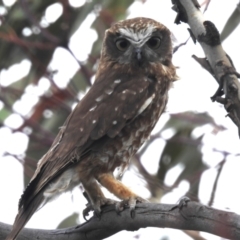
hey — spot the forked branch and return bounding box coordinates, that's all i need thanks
[172,0,240,136]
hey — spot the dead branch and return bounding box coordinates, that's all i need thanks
[1,201,240,240]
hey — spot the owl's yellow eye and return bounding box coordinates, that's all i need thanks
[116,39,130,51]
[146,37,161,49]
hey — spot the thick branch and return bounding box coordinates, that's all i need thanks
[172,0,240,135]
[1,202,240,240]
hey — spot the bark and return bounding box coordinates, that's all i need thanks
[1,202,240,240]
[172,0,240,136]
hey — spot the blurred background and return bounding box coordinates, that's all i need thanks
[0,0,240,239]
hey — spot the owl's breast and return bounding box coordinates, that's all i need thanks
[43,77,170,199]
[105,83,169,172]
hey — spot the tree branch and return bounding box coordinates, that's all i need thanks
[1,202,240,239]
[172,0,240,136]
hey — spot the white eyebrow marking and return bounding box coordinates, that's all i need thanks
[105,89,113,95]
[114,79,121,84]
[119,25,155,43]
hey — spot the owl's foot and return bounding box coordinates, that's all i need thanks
[83,197,118,220]
[116,196,148,218]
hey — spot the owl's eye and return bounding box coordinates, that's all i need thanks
[146,37,161,49]
[116,39,130,51]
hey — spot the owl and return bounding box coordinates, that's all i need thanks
[6,17,177,240]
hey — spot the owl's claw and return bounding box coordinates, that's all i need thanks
[83,198,118,220]
[82,204,93,221]
[83,196,147,220]
[116,196,148,218]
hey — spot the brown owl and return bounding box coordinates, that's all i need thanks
[6,17,177,240]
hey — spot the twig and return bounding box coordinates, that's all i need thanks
[173,37,190,53]
[19,0,60,44]
[201,0,211,13]
[0,32,56,49]
[208,159,226,206]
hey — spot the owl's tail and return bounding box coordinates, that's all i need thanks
[5,193,44,240]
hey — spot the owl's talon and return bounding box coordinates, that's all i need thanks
[115,201,126,214]
[116,196,147,218]
[83,198,118,220]
[83,204,93,221]
[178,196,190,209]
[131,209,135,218]
[93,208,102,219]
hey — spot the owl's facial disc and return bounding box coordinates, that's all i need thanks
[115,27,162,65]
[104,18,172,67]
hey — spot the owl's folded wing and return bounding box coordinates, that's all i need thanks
[19,75,155,208]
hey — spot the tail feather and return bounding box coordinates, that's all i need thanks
[6,193,44,240]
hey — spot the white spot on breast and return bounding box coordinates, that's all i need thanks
[138,94,156,114]
[106,148,114,157]
[100,155,109,163]
[95,95,103,102]
[112,120,117,125]
[122,155,128,163]
[114,79,121,84]
[128,146,133,155]
[105,89,113,95]
[122,134,134,148]
[89,105,97,111]
[122,90,126,94]
[115,107,118,111]
[92,120,97,124]
[80,128,84,132]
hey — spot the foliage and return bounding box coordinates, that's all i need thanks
[0,0,240,235]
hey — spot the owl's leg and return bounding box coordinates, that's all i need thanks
[97,173,147,217]
[81,178,117,219]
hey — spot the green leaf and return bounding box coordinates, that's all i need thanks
[156,112,218,200]
[57,212,79,228]
[0,107,11,121]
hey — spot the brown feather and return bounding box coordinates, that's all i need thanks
[7,17,177,240]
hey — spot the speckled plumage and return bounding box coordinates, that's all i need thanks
[7,17,177,240]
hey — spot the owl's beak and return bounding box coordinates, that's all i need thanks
[135,48,142,61]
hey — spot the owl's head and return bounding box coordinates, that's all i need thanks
[101,17,173,68]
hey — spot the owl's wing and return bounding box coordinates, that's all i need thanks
[19,75,154,208]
